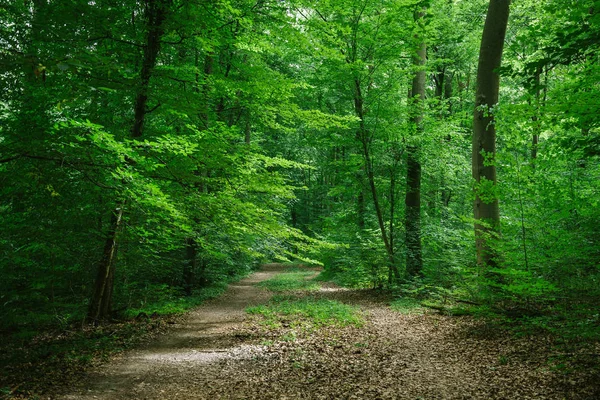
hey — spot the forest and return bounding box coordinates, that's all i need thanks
[1,0,599,398]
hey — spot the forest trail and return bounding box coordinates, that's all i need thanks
[57,264,587,400]
[59,264,284,400]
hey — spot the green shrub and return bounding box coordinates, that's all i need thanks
[247,295,364,329]
[390,298,425,315]
[258,268,320,292]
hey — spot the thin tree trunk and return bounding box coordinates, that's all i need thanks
[354,78,399,281]
[88,205,124,323]
[363,138,398,281]
[435,70,443,98]
[531,67,541,161]
[184,237,197,296]
[444,71,453,101]
[132,0,170,138]
[88,0,170,322]
[184,51,215,290]
[357,186,365,230]
[405,10,426,278]
[472,0,511,268]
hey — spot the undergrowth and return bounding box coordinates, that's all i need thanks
[123,284,227,318]
[0,280,234,399]
[247,295,364,329]
[390,298,427,315]
[258,267,320,292]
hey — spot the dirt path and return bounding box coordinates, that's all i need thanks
[59,264,285,400]
[58,264,597,400]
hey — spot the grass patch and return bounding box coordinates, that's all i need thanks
[390,297,427,315]
[258,268,320,292]
[314,268,370,288]
[123,283,227,318]
[247,295,364,329]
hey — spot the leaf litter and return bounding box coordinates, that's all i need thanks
[30,264,599,399]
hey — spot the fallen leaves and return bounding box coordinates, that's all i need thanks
[5,264,599,399]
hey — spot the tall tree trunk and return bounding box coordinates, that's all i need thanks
[405,10,426,278]
[88,0,170,322]
[354,79,399,281]
[472,0,511,268]
[531,67,541,161]
[184,237,197,296]
[184,52,214,291]
[132,0,170,138]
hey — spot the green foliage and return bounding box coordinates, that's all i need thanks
[1,0,600,385]
[258,268,320,292]
[247,295,364,329]
[123,283,229,318]
[390,298,426,315]
[0,0,331,337]
[315,255,389,289]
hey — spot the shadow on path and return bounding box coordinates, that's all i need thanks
[59,263,288,399]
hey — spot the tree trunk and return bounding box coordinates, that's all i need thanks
[184,51,215,291]
[132,0,170,138]
[354,79,399,282]
[88,0,171,322]
[472,0,511,267]
[88,205,124,323]
[405,11,426,278]
[184,237,197,296]
[531,66,543,162]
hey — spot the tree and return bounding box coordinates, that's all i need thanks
[405,7,427,278]
[472,0,511,268]
[88,0,173,322]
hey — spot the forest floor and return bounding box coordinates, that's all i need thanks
[48,263,598,400]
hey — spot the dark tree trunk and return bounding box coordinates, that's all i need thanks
[531,66,542,162]
[353,79,399,281]
[434,67,445,99]
[184,51,215,291]
[405,11,426,278]
[444,71,453,100]
[472,0,511,267]
[88,0,171,322]
[184,237,197,296]
[132,0,170,138]
[88,205,124,323]
[389,168,396,256]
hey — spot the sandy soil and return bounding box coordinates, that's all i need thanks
[56,264,599,400]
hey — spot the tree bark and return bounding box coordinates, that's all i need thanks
[405,11,426,278]
[88,205,124,323]
[88,0,171,322]
[531,66,543,162]
[472,0,511,267]
[132,0,171,138]
[353,78,399,281]
[184,237,197,296]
